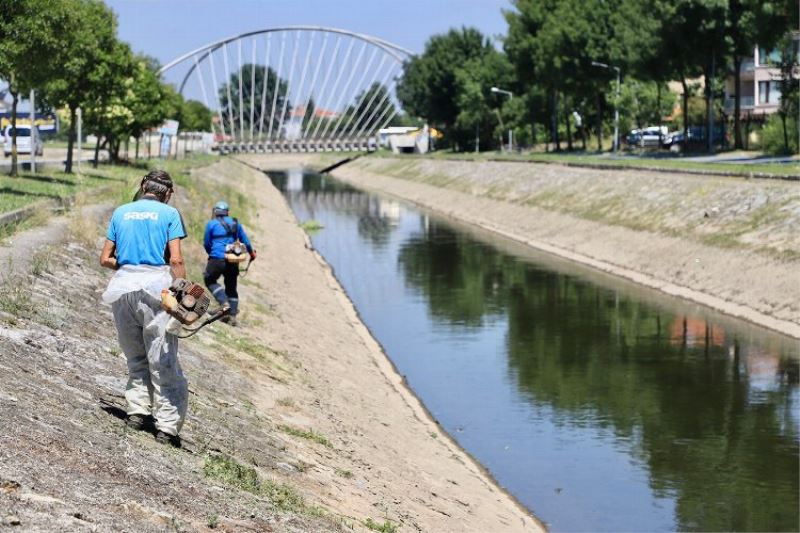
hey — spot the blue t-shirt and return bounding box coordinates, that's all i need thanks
[204,216,253,259]
[106,199,186,266]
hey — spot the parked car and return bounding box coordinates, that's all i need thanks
[662,131,687,151]
[639,126,668,147]
[4,125,44,157]
[625,126,668,148]
[625,129,642,146]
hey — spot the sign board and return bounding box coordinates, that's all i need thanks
[159,119,179,136]
[0,113,58,135]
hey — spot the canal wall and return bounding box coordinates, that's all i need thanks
[251,154,799,339]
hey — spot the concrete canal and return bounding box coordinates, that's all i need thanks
[269,169,799,532]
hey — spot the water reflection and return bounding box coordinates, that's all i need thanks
[269,169,800,532]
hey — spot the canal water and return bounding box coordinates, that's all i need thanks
[268,169,799,532]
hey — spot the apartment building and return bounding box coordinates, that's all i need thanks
[724,35,800,119]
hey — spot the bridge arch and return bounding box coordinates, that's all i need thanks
[159,26,414,153]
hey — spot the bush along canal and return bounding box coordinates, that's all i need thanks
[268,169,799,533]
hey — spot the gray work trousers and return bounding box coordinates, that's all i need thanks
[111,290,188,436]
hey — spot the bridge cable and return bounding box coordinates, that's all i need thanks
[257,33,271,141]
[222,42,236,141]
[207,50,227,143]
[298,32,329,140]
[346,54,394,140]
[267,33,286,142]
[341,52,392,140]
[276,31,302,144]
[320,40,369,141]
[308,35,343,141]
[249,37,257,142]
[237,40,245,145]
[291,31,316,145]
[339,53,391,142]
[332,46,380,143]
[356,64,401,139]
[313,36,356,141]
[370,96,400,138]
[193,54,220,140]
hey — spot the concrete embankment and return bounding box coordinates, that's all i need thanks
[246,153,800,339]
[0,157,543,532]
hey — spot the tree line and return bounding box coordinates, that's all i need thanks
[0,0,212,176]
[398,0,799,154]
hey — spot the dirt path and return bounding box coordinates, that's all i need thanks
[296,156,799,339]
[0,203,111,274]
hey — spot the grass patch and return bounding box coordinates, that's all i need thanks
[299,219,324,233]
[276,397,295,407]
[0,171,118,213]
[212,327,280,361]
[335,468,353,479]
[0,273,39,323]
[203,454,260,492]
[279,425,332,448]
[374,150,800,178]
[202,454,313,514]
[364,518,399,532]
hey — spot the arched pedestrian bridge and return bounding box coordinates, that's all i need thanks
[159,27,413,153]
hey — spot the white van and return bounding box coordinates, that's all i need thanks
[4,125,44,157]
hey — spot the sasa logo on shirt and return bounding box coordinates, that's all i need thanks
[123,211,159,221]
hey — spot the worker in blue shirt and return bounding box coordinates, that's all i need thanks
[203,200,256,326]
[99,169,188,448]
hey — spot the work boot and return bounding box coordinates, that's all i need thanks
[125,414,147,431]
[155,431,182,449]
[228,315,238,327]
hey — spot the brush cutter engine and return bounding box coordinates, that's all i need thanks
[161,278,211,325]
[224,240,248,263]
[161,278,231,338]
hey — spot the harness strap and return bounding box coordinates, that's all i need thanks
[217,216,239,237]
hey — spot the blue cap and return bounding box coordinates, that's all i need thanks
[214,200,229,213]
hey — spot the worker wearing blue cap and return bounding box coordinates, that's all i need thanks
[203,201,256,326]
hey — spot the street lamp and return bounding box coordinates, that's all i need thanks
[491,86,513,152]
[591,61,621,153]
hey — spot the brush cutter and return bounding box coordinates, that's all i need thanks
[161,278,230,338]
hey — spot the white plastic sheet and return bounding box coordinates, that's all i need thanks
[102,265,172,305]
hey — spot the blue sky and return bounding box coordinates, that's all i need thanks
[107,0,512,89]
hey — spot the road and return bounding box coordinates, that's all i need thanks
[0,146,106,171]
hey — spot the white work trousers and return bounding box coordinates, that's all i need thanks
[111,290,188,436]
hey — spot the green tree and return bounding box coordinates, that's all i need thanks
[84,49,173,163]
[44,0,118,173]
[218,64,290,140]
[616,80,676,136]
[0,0,71,175]
[397,27,505,149]
[505,0,654,151]
[455,52,514,151]
[178,99,213,132]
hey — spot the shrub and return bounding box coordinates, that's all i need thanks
[760,113,799,155]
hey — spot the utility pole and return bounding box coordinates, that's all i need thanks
[29,90,36,173]
[491,86,514,152]
[76,108,82,173]
[591,61,621,152]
